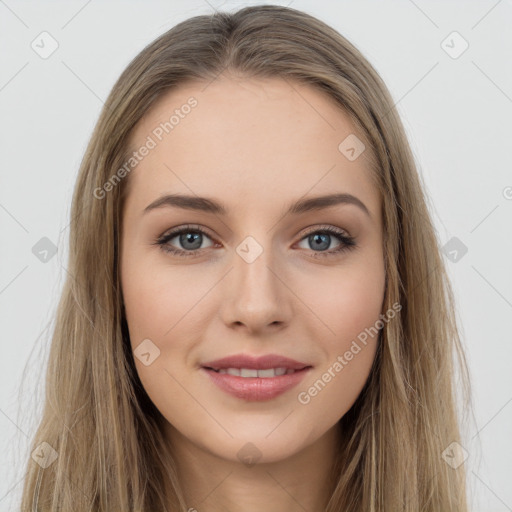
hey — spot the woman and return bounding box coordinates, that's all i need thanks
[20,5,471,511]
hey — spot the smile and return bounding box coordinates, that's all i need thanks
[208,367,298,377]
[200,353,313,401]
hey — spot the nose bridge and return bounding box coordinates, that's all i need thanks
[234,233,280,299]
[222,232,291,328]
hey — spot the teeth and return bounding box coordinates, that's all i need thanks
[257,368,276,378]
[216,367,294,378]
[240,368,258,378]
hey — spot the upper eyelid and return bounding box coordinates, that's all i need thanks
[159,224,216,242]
[159,223,351,245]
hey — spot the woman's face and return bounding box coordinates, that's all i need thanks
[120,76,386,464]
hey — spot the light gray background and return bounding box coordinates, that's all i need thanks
[1,1,511,510]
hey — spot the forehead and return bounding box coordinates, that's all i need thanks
[124,75,380,219]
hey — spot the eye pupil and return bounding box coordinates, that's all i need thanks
[180,232,202,250]
[310,233,329,251]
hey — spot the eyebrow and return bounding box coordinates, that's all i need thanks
[143,192,371,218]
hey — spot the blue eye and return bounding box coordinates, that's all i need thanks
[153,224,356,259]
[154,224,215,257]
[296,226,356,257]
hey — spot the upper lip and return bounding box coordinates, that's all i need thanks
[202,353,311,371]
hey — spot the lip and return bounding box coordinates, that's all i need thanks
[202,353,310,371]
[201,353,312,401]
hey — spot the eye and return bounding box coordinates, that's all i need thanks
[153,224,216,257]
[153,224,357,259]
[295,225,356,258]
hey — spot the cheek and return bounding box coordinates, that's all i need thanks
[121,252,214,344]
[293,258,384,424]
[335,272,384,342]
[121,257,207,417]
[121,254,218,408]
[299,257,385,346]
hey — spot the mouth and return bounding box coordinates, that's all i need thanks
[200,353,313,401]
[201,353,311,372]
[203,366,308,377]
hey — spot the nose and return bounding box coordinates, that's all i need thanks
[219,240,293,334]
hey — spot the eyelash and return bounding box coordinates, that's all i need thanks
[153,224,357,259]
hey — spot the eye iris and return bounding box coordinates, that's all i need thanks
[180,232,202,250]
[310,233,330,251]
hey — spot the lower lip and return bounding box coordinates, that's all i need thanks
[202,367,311,401]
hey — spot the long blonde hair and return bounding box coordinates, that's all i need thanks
[20,5,472,511]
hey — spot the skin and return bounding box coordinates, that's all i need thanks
[120,74,386,512]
